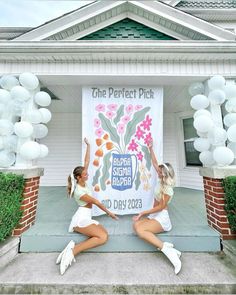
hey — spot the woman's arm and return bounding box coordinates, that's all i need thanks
[83,138,90,171]
[133,194,170,221]
[148,140,160,174]
[80,194,119,220]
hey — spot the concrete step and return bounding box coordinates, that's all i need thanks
[20,187,221,252]
[20,215,220,252]
[0,252,235,294]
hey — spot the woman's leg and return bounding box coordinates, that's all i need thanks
[133,218,164,249]
[59,224,108,275]
[72,224,108,256]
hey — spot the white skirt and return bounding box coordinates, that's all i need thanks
[68,207,99,232]
[148,209,172,232]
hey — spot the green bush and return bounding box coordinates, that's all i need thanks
[222,176,236,232]
[0,173,25,242]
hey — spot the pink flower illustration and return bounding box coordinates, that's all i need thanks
[95,128,104,138]
[135,126,145,140]
[126,104,134,114]
[94,118,101,128]
[135,105,143,111]
[121,115,131,124]
[117,123,125,134]
[128,139,138,152]
[137,151,143,161]
[144,132,152,145]
[95,104,105,112]
[106,111,115,119]
[107,104,118,112]
[141,115,152,131]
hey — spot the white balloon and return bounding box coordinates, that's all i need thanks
[0,119,14,136]
[0,136,4,149]
[0,104,5,115]
[19,72,39,90]
[208,89,226,105]
[197,130,208,138]
[199,151,215,167]
[225,98,236,113]
[224,113,236,127]
[208,75,225,90]
[190,95,209,110]
[228,142,236,158]
[0,151,16,167]
[14,121,33,138]
[193,138,210,152]
[227,124,236,142]
[34,91,51,107]
[19,141,40,160]
[188,82,204,96]
[3,135,18,152]
[39,144,49,158]
[33,124,48,139]
[208,127,227,146]
[213,147,234,166]
[194,109,212,119]
[27,110,42,124]
[39,108,52,123]
[10,86,31,102]
[0,75,19,90]
[0,89,11,104]
[224,84,236,99]
[193,116,213,133]
[11,100,26,116]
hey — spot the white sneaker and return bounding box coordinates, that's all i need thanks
[56,240,75,265]
[60,246,75,275]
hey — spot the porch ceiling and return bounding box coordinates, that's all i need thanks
[38,75,196,114]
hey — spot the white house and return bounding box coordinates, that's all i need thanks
[0,0,235,189]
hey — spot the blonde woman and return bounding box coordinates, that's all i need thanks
[133,140,181,274]
[56,138,118,275]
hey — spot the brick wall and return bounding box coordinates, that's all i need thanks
[12,176,40,236]
[203,176,236,240]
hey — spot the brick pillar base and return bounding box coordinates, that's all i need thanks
[12,176,40,236]
[200,167,236,240]
[0,167,44,237]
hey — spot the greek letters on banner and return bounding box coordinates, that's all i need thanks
[82,87,163,215]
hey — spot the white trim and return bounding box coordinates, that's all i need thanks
[13,1,235,41]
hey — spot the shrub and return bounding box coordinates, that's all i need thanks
[0,173,24,242]
[222,176,236,232]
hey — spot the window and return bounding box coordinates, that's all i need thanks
[182,118,202,166]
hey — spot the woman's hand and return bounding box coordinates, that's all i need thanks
[148,139,153,149]
[109,212,119,220]
[84,137,90,145]
[132,213,143,222]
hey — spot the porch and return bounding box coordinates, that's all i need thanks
[20,186,220,252]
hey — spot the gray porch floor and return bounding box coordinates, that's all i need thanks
[20,187,221,252]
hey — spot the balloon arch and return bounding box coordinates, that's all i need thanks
[0,73,51,168]
[189,75,236,167]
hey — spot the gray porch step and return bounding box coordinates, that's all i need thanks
[0,252,235,294]
[20,187,221,252]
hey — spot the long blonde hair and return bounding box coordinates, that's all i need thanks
[67,166,84,197]
[159,163,175,194]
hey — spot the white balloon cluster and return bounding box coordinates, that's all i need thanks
[0,73,51,168]
[190,75,236,167]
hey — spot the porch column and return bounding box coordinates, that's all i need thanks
[0,167,44,236]
[199,167,236,240]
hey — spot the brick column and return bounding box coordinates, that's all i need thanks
[200,167,236,240]
[0,167,44,236]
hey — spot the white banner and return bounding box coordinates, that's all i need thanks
[82,86,163,215]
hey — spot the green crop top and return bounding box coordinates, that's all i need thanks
[73,183,92,207]
[154,183,174,204]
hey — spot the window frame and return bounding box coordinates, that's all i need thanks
[176,111,202,169]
